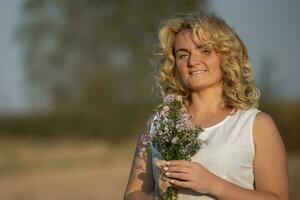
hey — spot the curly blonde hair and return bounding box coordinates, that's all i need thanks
[154,11,260,111]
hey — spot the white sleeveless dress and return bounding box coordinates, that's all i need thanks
[150,108,261,200]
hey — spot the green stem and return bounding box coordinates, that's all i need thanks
[163,187,177,200]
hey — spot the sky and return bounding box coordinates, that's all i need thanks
[0,0,299,114]
[209,0,300,99]
[0,0,28,114]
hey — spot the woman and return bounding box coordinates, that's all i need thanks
[124,11,289,200]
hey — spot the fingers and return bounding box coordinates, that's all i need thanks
[161,176,172,186]
[156,160,197,195]
[162,174,191,188]
[163,160,194,175]
[156,159,192,167]
[157,160,207,192]
[158,178,171,193]
[166,160,193,167]
[158,171,172,195]
[164,165,190,174]
[163,160,197,190]
[155,159,167,168]
[156,160,172,194]
[162,161,194,182]
[156,159,194,170]
[169,178,192,189]
[165,171,192,181]
[157,160,194,184]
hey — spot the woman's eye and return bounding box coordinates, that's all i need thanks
[178,54,188,59]
[202,49,211,55]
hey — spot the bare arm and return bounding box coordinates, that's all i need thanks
[211,112,289,200]
[124,117,158,200]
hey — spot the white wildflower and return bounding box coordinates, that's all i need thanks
[176,123,185,132]
[163,94,175,104]
[164,126,169,132]
[163,117,169,124]
[172,136,179,144]
[163,106,170,112]
[158,130,164,135]
[176,95,182,102]
[161,110,168,118]
[150,126,157,135]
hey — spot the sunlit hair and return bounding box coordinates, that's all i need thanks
[154,11,260,111]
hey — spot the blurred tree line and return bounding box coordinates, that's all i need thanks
[0,0,299,152]
[0,0,208,140]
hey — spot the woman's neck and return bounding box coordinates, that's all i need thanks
[187,87,229,118]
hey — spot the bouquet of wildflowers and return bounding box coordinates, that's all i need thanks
[140,94,205,200]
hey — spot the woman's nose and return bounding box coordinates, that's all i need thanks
[188,54,202,67]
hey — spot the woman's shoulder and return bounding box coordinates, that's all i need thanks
[252,111,283,148]
[240,109,278,136]
[253,111,277,131]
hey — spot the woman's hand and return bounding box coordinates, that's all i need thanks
[162,160,222,195]
[155,160,172,198]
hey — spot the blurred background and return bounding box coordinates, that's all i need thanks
[0,0,299,199]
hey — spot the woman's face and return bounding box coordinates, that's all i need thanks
[174,30,223,92]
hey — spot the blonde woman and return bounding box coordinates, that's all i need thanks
[124,12,289,200]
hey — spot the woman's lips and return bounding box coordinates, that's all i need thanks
[189,70,208,75]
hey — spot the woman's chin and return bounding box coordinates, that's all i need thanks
[185,81,207,90]
[187,85,206,92]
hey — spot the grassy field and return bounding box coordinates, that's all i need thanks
[0,138,298,200]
